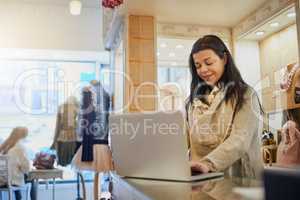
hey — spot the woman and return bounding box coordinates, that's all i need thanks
[0,127,30,200]
[186,35,263,178]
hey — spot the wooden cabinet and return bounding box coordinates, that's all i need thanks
[125,15,157,112]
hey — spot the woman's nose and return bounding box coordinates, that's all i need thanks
[198,65,209,74]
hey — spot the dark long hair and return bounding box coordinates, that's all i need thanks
[187,35,248,112]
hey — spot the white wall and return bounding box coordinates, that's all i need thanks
[0,0,104,51]
[113,42,126,113]
[234,40,262,96]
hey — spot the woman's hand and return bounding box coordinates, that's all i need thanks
[190,161,210,174]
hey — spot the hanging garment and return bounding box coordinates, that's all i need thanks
[50,97,79,166]
[91,81,110,142]
[72,144,113,172]
[55,141,77,166]
[72,87,113,172]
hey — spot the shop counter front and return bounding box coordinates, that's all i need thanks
[110,173,263,200]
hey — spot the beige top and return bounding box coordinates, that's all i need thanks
[187,87,263,178]
[7,142,30,186]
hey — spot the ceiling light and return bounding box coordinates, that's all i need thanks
[70,0,82,16]
[287,12,296,18]
[175,44,184,49]
[270,22,279,27]
[157,52,160,56]
[256,31,265,36]
[171,62,177,66]
[169,52,175,57]
[160,43,167,48]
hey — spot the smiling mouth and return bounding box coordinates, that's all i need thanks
[202,75,213,81]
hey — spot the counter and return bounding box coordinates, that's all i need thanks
[110,173,263,200]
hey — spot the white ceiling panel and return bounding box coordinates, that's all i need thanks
[126,0,268,27]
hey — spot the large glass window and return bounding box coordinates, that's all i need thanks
[0,51,109,180]
[157,37,193,106]
[157,67,169,85]
[158,67,190,97]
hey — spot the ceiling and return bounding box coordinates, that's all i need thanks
[157,6,297,68]
[157,37,195,68]
[15,0,269,26]
[154,2,297,68]
[9,0,101,8]
[244,6,297,41]
[126,0,268,27]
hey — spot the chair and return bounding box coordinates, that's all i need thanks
[0,155,30,200]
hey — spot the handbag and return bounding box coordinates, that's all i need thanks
[33,152,56,169]
[277,121,300,167]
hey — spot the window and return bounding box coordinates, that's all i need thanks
[0,50,109,180]
[158,67,190,98]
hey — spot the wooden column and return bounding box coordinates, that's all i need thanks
[125,15,157,112]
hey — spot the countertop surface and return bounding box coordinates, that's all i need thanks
[111,173,264,200]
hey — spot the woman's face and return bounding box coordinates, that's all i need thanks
[192,49,226,86]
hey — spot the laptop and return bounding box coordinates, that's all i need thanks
[264,167,300,200]
[109,111,223,182]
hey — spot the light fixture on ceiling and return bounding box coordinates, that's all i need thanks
[69,0,82,16]
[256,31,265,36]
[169,52,175,57]
[175,44,184,49]
[160,43,167,48]
[287,12,296,18]
[270,22,279,27]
